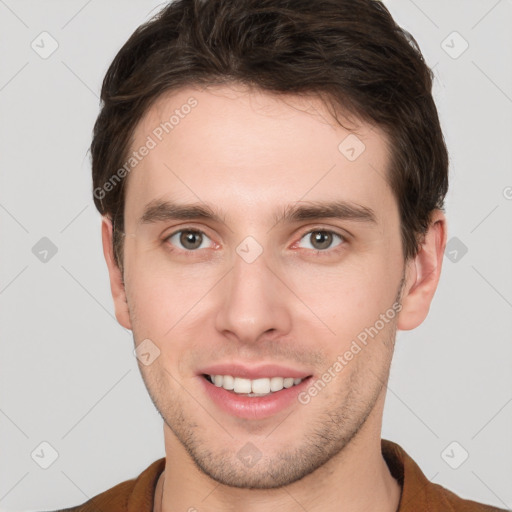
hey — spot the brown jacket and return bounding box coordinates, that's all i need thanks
[50,439,508,511]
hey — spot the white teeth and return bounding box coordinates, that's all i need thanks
[269,377,284,391]
[233,377,252,394]
[222,375,235,390]
[207,375,304,395]
[251,378,271,394]
[283,378,294,388]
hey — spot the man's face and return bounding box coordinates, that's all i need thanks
[115,84,407,488]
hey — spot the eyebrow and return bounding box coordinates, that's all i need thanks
[139,200,226,225]
[275,200,377,225]
[138,199,377,226]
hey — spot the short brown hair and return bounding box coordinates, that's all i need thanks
[91,0,449,270]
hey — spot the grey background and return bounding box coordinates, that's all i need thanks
[0,0,511,510]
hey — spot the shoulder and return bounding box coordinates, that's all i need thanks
[43,480,136,512]
[41,458,166,512]
[434,483,508,512]
[381,439,508,512]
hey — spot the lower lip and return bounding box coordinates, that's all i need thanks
[199,375,312,420]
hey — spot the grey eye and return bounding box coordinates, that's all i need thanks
[298,230,343,251]
[168,230,212,250]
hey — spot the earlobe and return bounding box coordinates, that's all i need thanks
[397,210,447,331]
[101,216,132,330]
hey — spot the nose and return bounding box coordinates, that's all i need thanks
[214,246,293,344]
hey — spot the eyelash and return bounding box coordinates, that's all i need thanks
[163,227,347,255]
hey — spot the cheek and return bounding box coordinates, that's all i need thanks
[125,251,219,339]
[284,254,401,344]
[126,271,205,379]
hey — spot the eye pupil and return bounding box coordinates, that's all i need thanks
[180,231,202,250]
[311,231,332,250]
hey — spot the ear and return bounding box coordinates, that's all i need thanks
[397,210,447,331]
[101,216,132,330]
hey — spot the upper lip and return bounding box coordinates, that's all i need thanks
[198,363,312,380]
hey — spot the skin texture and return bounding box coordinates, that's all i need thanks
[101,84,447,512]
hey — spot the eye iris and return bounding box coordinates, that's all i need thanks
[311,231,332,250]
[180,231,202,250]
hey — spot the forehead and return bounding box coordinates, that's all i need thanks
[124,84,395,226]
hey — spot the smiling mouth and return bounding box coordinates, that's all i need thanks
[202,374,312,397]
